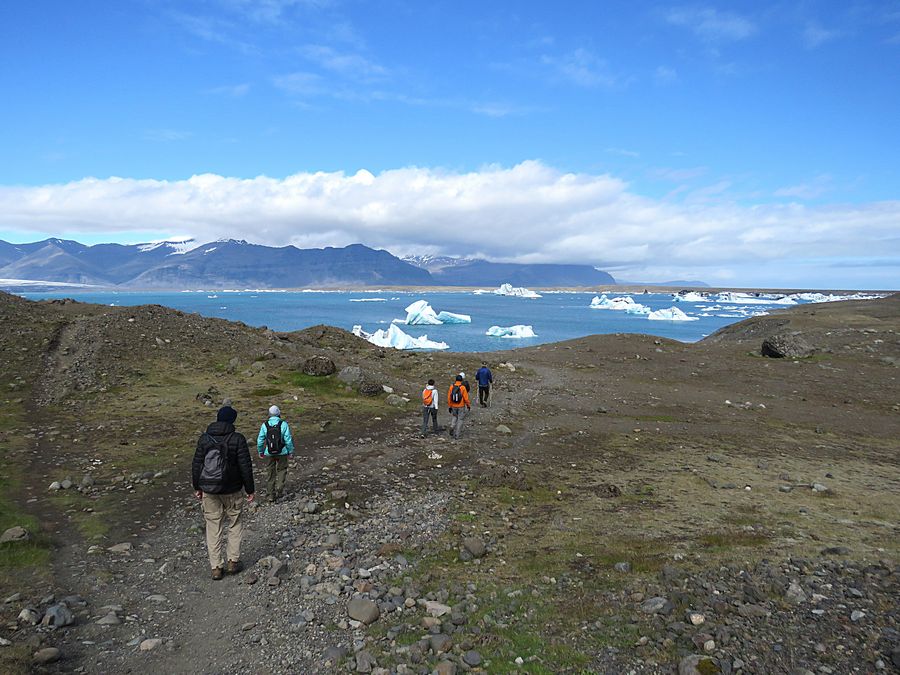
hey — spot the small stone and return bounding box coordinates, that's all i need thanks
[96,611,121,625]
[430,633,452,654]
[355,649,376,673]
[435,661,457,675]
[784,581,807,604]
[703,639,715,652]
[145,594,168,603]
[821,546,850,556]
[107,542,133,554]
[614,562,631,573]
[42,603,75,628]
[737,603,770,619]
[495,425,512,434]
[687,612,705,626]
[33,647,61,664]
[347,597,380,625]
[140,638,163,651]
[640,597,669,614]
[462,537,486,559]
[18,608,40,625]
[850,610,865,622]
[462,650,482,666]
[812,483,829,492]
[425,601,452,617]
[241,622,256,631]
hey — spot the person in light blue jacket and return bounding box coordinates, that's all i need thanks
[257,405,295,503]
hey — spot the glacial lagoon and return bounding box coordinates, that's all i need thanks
[17,289,877,353]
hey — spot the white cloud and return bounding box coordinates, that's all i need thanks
[802,22,843,48]
[205,83,251,97]
[0,162,897,287]
[299,44,388,81]
[143,129,193,142]
[665,7,757,42]
[654,65,679,84]
[541,49,618,88]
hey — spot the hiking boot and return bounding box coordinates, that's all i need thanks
[211,567,224,581]
[225,560,243,575]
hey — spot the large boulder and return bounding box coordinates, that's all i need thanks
[358,381,382,397]
[0,526,30,544]
[301,356,336,376]
[761,333,815,358]
[337,366,364,385]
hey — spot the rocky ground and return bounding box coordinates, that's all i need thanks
[0,291,898,674]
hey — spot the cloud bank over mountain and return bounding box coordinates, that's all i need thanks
[1,161,897,288]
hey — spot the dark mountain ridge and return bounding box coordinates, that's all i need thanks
[0,237,620,288]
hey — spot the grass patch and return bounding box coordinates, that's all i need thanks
[285,373,354,398]
[251,386,283,397]
[700,531,770,552]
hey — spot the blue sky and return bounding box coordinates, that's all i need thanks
[1,0,898,288]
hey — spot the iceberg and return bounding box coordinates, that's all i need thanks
[672,291,708,302]
[493,283,542,298]
[486,325,537,338]
[399,300,472,325]
[353,323,448,350]
[715,292,796,306]
[647,307,699,321]
[402,299,443,325]
[435,311,471,324]
[589,294,650,314]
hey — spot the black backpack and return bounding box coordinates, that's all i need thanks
[450,384,462,404]
[199,433,233,493]
[264,420,286,456]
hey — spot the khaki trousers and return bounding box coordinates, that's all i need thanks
[202,491,244,569]
[265,455,289,499]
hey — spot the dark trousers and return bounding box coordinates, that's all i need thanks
[421,406,438,434]
[479,385,490,405]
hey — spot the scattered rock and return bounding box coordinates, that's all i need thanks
[358,382,383,397]
[355,649,376,673]
[461,537,487,559]
[42,603,75,628]
[140,638,163,651]
[0,526,30,544]
[385,393,407,407]
[640,597,669,614]
[784,582,807,604]
[463,650,482,666]
[347,597,380,625]
[425,601,452,617]
[761,333,815,358]
[107,542,133,554]
[33,647,61,665]
[495,424,512,434]
[18,608,40,625]
[614,562,631,573]
[301,356,336,376]
[337,366,364,385]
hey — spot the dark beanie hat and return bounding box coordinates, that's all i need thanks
[217,406,237,423]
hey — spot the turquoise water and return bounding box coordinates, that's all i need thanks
[19,289,796,352]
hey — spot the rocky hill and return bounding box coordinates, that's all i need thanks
[0,291,897,674]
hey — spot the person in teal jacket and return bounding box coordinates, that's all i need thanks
[256,405,295,503]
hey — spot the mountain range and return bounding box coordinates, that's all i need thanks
[0,238,617,289]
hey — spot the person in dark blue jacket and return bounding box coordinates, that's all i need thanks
[475,362,493,407]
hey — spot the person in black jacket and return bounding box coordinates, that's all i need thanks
[192,405,255,580]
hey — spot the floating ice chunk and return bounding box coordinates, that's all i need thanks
[356,324,448,350]
[493,283,542,298]
[435,311,471,324]
[399,300,471,325]
[486,325,537,338]
[589,294,650,314]
[672,291,708,302]
[647,307,699,321]
[349,298,387,302]
[402,300,443,325]
[715,292,796,305]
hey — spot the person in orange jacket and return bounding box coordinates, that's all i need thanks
[447,374,471,439]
